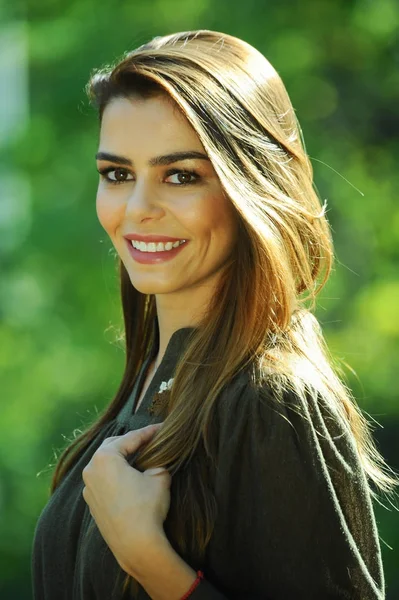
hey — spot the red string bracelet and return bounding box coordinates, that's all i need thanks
[180,570,204,599]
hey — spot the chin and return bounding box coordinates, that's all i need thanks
[129,279,175,295]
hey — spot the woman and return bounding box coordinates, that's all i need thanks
[32,30,397,599]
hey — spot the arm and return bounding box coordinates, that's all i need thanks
[134,377,385,599]
[130,533,229,599]
[200,377,385,599]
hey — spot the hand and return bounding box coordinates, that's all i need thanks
[82,423,171,575]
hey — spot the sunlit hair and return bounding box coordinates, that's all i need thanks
[50,30,398,597]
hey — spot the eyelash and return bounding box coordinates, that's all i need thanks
[97,167,200,186]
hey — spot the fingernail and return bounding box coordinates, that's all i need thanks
[146,467,167,476]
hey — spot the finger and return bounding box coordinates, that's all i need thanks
[101,435,123,445]
[101,424,162,447]
[108,424,163,458]
[145,467,169,476]
[144,467,172,487]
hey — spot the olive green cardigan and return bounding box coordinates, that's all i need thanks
[32,327,385,599]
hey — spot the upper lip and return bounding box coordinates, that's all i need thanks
[123,233,187,243]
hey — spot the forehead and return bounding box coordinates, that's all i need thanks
[99,95,204,155]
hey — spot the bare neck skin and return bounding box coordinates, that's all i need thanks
[153,271,221,368]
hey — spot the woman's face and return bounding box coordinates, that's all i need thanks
[96,94,239,298]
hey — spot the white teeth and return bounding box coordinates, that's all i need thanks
[131,240,186,252]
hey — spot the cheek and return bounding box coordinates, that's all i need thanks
[202,193,239,247]
[96,190,122,235]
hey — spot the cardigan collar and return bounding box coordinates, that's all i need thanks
[116,323,198,425]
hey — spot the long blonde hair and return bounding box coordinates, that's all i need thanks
[51,30,398,596]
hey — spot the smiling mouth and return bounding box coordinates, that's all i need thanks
[125,238,189,263]
[129,239,187,253]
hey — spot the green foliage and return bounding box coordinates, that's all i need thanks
[1,0,398,597]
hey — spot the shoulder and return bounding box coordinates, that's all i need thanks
[213,367,305,456]
[215,366,303,430]
[214,364,363,488]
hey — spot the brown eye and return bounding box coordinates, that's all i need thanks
[176,172,193,184]
[113,168,129,182]
[165,170,199,185]
[98,167,134,184]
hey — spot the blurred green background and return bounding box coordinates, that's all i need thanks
[1,0,398,598]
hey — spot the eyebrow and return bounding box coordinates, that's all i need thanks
[95,150,210,167]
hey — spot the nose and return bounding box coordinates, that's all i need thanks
[124,178,164,221]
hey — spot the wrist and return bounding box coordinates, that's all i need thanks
[129,531,198,600]
[126,529,170,579]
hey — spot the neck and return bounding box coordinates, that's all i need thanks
[153,280,218,366]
